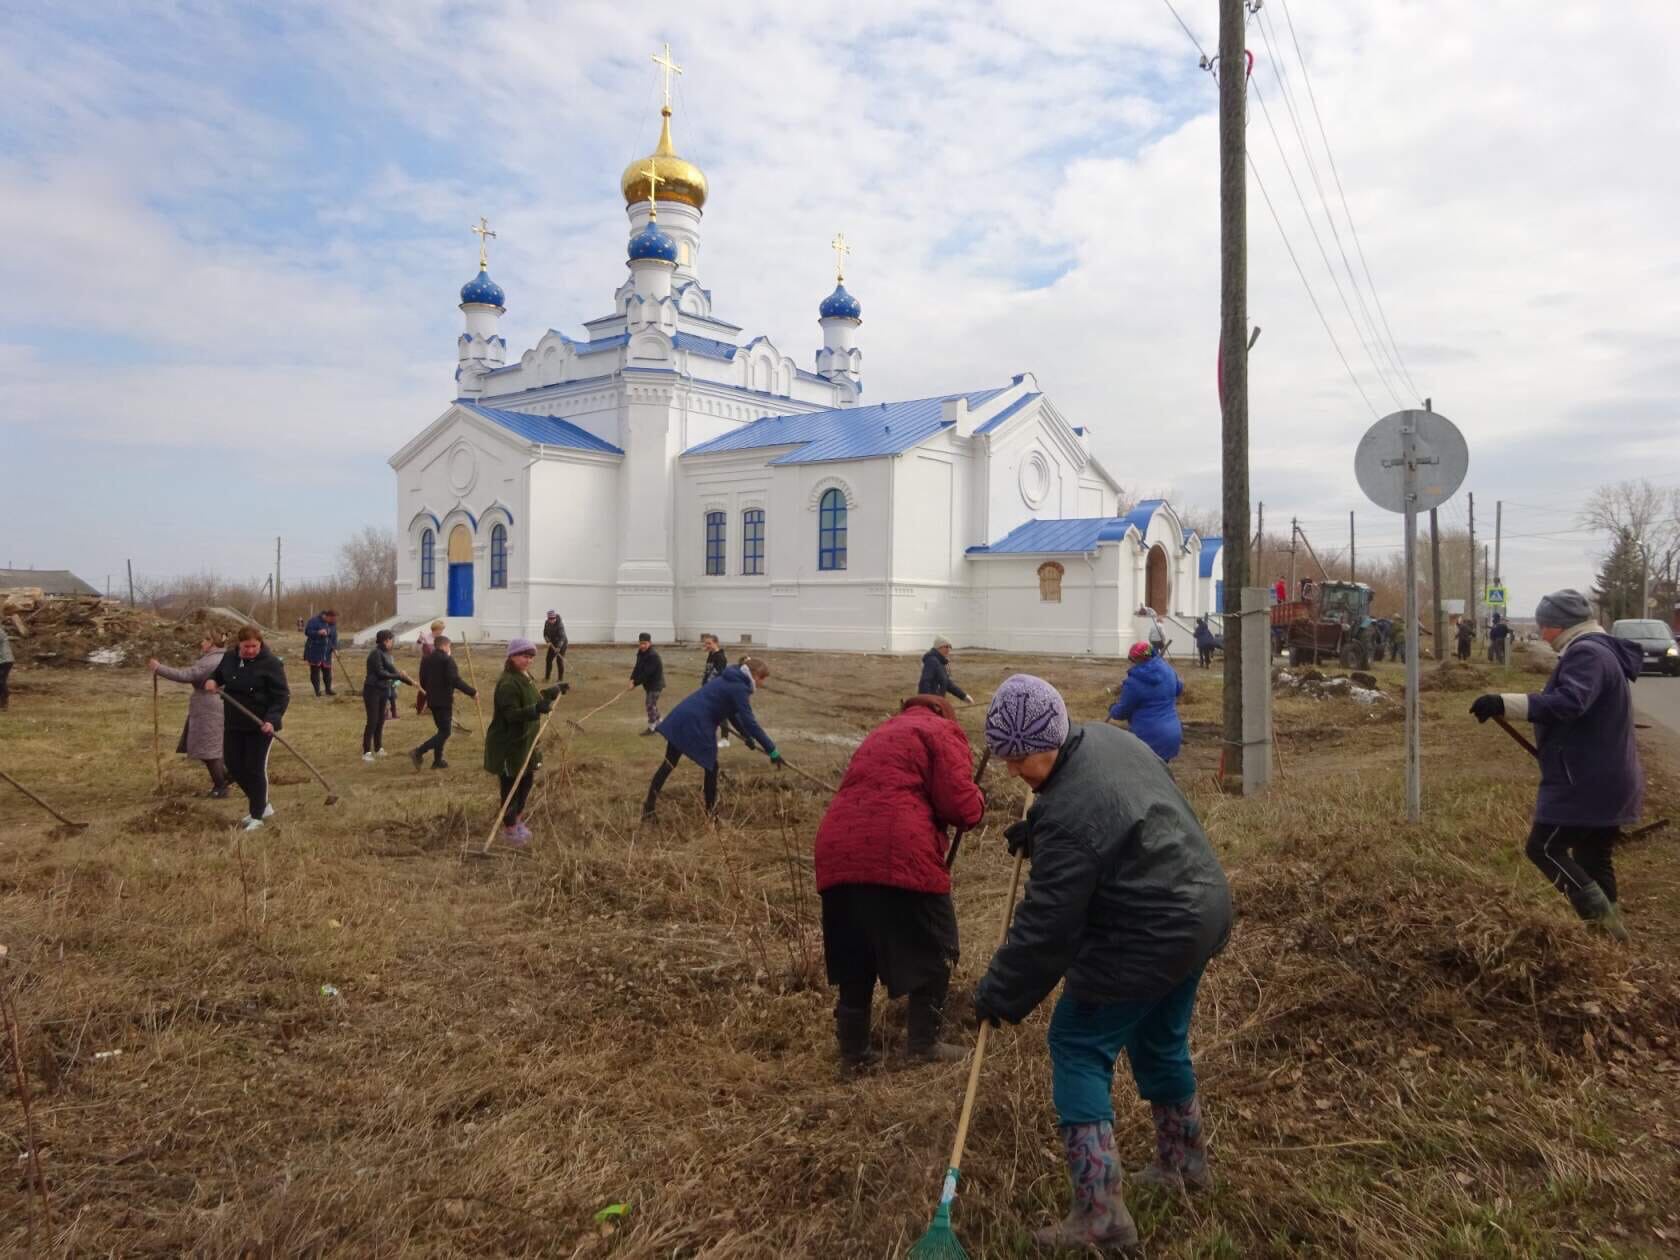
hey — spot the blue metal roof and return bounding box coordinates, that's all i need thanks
[459,402,623,454]
[460,268,505,308]
[672,332,738,360]
[967,517,1131,556]
[974,391,1041,434]
[1199,537,1223,578]
[819,282,862,320]
[682,387,1010,465]
[1113,498,1166,538]
[574,333,629,356]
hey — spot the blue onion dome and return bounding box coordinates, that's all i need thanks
[819,282,862,320]
[460,268,506,307]
[627,219,678,263]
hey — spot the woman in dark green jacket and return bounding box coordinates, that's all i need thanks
[483,637,564,847]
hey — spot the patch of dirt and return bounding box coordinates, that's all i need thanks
[123,798,230,835]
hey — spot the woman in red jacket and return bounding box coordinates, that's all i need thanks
[814,695,987,1072]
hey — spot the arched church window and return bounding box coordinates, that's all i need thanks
[679,240,693,267]
[742,509,765,575]
[705,511,726,576]
[1038,561,1064,603]
[490,524,508,588]
[818,489,847,571]
[419,529,435,590]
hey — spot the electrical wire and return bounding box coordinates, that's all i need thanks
[1275,0,1425,402]
[1159,0,1212,67]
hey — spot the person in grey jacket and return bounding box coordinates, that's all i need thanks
[148,632,230,796]
[973,673,1232,1252]
[0,621,12,709]
[362,629,418,759]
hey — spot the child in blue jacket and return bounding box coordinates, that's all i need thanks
[1110,643,1184,762]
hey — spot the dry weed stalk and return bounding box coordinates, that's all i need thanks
[2,975,53,1243]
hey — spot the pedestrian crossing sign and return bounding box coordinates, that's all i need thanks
[1486,585,1506,606]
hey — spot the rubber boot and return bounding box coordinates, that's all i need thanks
[1033,1121,1138,1251]
[1132,1095,1211,1190]
[835,1003,879,1078]
[905,972,966,1064]
[1571,882,1631,943]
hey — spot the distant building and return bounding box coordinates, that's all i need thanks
[0,568,100,598]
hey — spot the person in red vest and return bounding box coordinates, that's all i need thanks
[1273,575,1287,604]
[814,695,986,1073]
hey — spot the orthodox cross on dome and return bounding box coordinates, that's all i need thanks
[831,231,850,282]
[641,160,663,217]
[470,216,497,270]
[651,41,684,111]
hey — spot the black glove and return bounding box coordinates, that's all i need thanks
[535,698,554,715]
[558,682,571,696]
[541,685,562,702]
[1469,694,1504,724]
[1004,818,1033,858]
[972,991,1003,1029]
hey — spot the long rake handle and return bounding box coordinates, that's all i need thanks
[777,757,840,795]
[334,649,361,693]
[0,769,87,829]
[213,691,340,802]
[944,748,992,871]
[1494,715,1539,759]
[460,636,487,733]
[568,685,637,729]
[942,796,1030,1177]
[152,675,163,789]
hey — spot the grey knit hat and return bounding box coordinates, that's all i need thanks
[1534,588,1591,630]
[932,635,952,650]
[984,674,1069,759]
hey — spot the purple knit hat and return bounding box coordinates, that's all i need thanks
[985,674,1069,759]
[506,637,538,658]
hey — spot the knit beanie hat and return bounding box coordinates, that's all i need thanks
[506,637,537,658]
[985,674,1069,759]
[1534,588,1591,630]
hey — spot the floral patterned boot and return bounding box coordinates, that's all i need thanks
[1132,1095,1211,1190]
[1033,1120,1139,1251]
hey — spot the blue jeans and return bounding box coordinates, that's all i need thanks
[1048,965,1206,1125]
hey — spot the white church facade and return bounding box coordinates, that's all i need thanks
[390,62,1224,653]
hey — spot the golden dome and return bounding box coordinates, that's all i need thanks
[620,107,708,211]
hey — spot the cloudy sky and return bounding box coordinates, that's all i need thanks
[3,1,1676,613]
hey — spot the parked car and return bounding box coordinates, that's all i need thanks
[1610,618,1680,676]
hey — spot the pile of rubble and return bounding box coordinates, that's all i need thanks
[1273,666,1388,705]
[2,589,252,668]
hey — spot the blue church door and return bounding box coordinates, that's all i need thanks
[446,525,474,617]
[1215,580,1224,614]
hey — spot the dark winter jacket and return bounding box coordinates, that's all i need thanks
[916,649,970,703]
[814,699,986,896]
[702,647,729,686]
[483,669,554,777]
[1109,655,1185,762]
[1456,622,1474,648]
[974,723,1232,1021]
[363,647,406,694]
[631,647,665,692]
[302,615,338,665]
[542,616,568,653]
[209,645,290,734]
[655,665,774,772]
[1490,620,1512,644]
[419,651,477,712]
[1505,623,1644,827]
[1194,620,1218,649]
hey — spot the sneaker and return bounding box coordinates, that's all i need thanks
[261,803,275,819]
[376,749,388,758]
[206,786,229,799]
[640,726,658,737]
[513,820,533,843]
[242,817,264,832]
[363,752,376,763]
[432,759,449,770]
[717,737,731,748]
[409,749,424,771]
[501,824,528,849]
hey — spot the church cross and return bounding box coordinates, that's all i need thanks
[651,41,684,110]
[641,159,663,216]
[471,216,497,270]
[831,231,850,282]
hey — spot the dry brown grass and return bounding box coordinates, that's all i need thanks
[2,642,1679,1258]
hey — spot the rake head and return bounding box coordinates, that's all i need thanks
[324,794,341,807]
[906,1201,968,1260]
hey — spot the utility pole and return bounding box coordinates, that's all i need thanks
[1289,517,1299,593]
[1255,501,1264,576]
[1467,491,1476,633]
[1349,510,1356,582]
[274,536,282,630]
[1494,501,1502,585]
[1425,400,1444,665]
[1218,0,1257,793]
[126,559,134,608]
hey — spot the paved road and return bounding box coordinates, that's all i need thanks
[1635,675,1680,737]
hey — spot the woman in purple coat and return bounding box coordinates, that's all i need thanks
[148,631,230,796]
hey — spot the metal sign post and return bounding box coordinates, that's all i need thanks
[1355,409,1470,824]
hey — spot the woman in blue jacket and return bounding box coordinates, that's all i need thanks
[641,657,781,820]
[1110,642,1184,762]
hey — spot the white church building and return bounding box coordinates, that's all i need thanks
[390,62,1224,653]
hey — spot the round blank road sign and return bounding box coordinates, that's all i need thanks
[1354,409,1469,514]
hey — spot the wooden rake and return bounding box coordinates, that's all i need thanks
[0,769,88,831]
[211,691,342,805]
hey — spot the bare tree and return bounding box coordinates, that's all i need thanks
[337,526,397,592]
[1579,480,1680,615]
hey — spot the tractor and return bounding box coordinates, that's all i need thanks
[1272,580,1376,668]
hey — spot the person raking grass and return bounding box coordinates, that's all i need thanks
[411,635,478,770]
[483,638,565,847]
[1110,642,1184,764]
[918,636,972,706]
[302,608,338,697]
[542,609,568,683]
[148,630,230,797]
[362,629,418,761]
[1469,588,1642,941]
[641,656,779,821]
[630,632,666,735]
[971,674,1232,1251]
[814,694,986,1073]
[203,624,290,832]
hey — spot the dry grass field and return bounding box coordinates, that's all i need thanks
[3,638,1679,1257]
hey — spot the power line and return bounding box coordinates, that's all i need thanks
[1251,75,1407,411]
[1159,0,1212,67]
[1246,150,1381,419]
[1275,0,1425,402]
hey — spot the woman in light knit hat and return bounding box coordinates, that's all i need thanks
[972,673,1232,1251]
